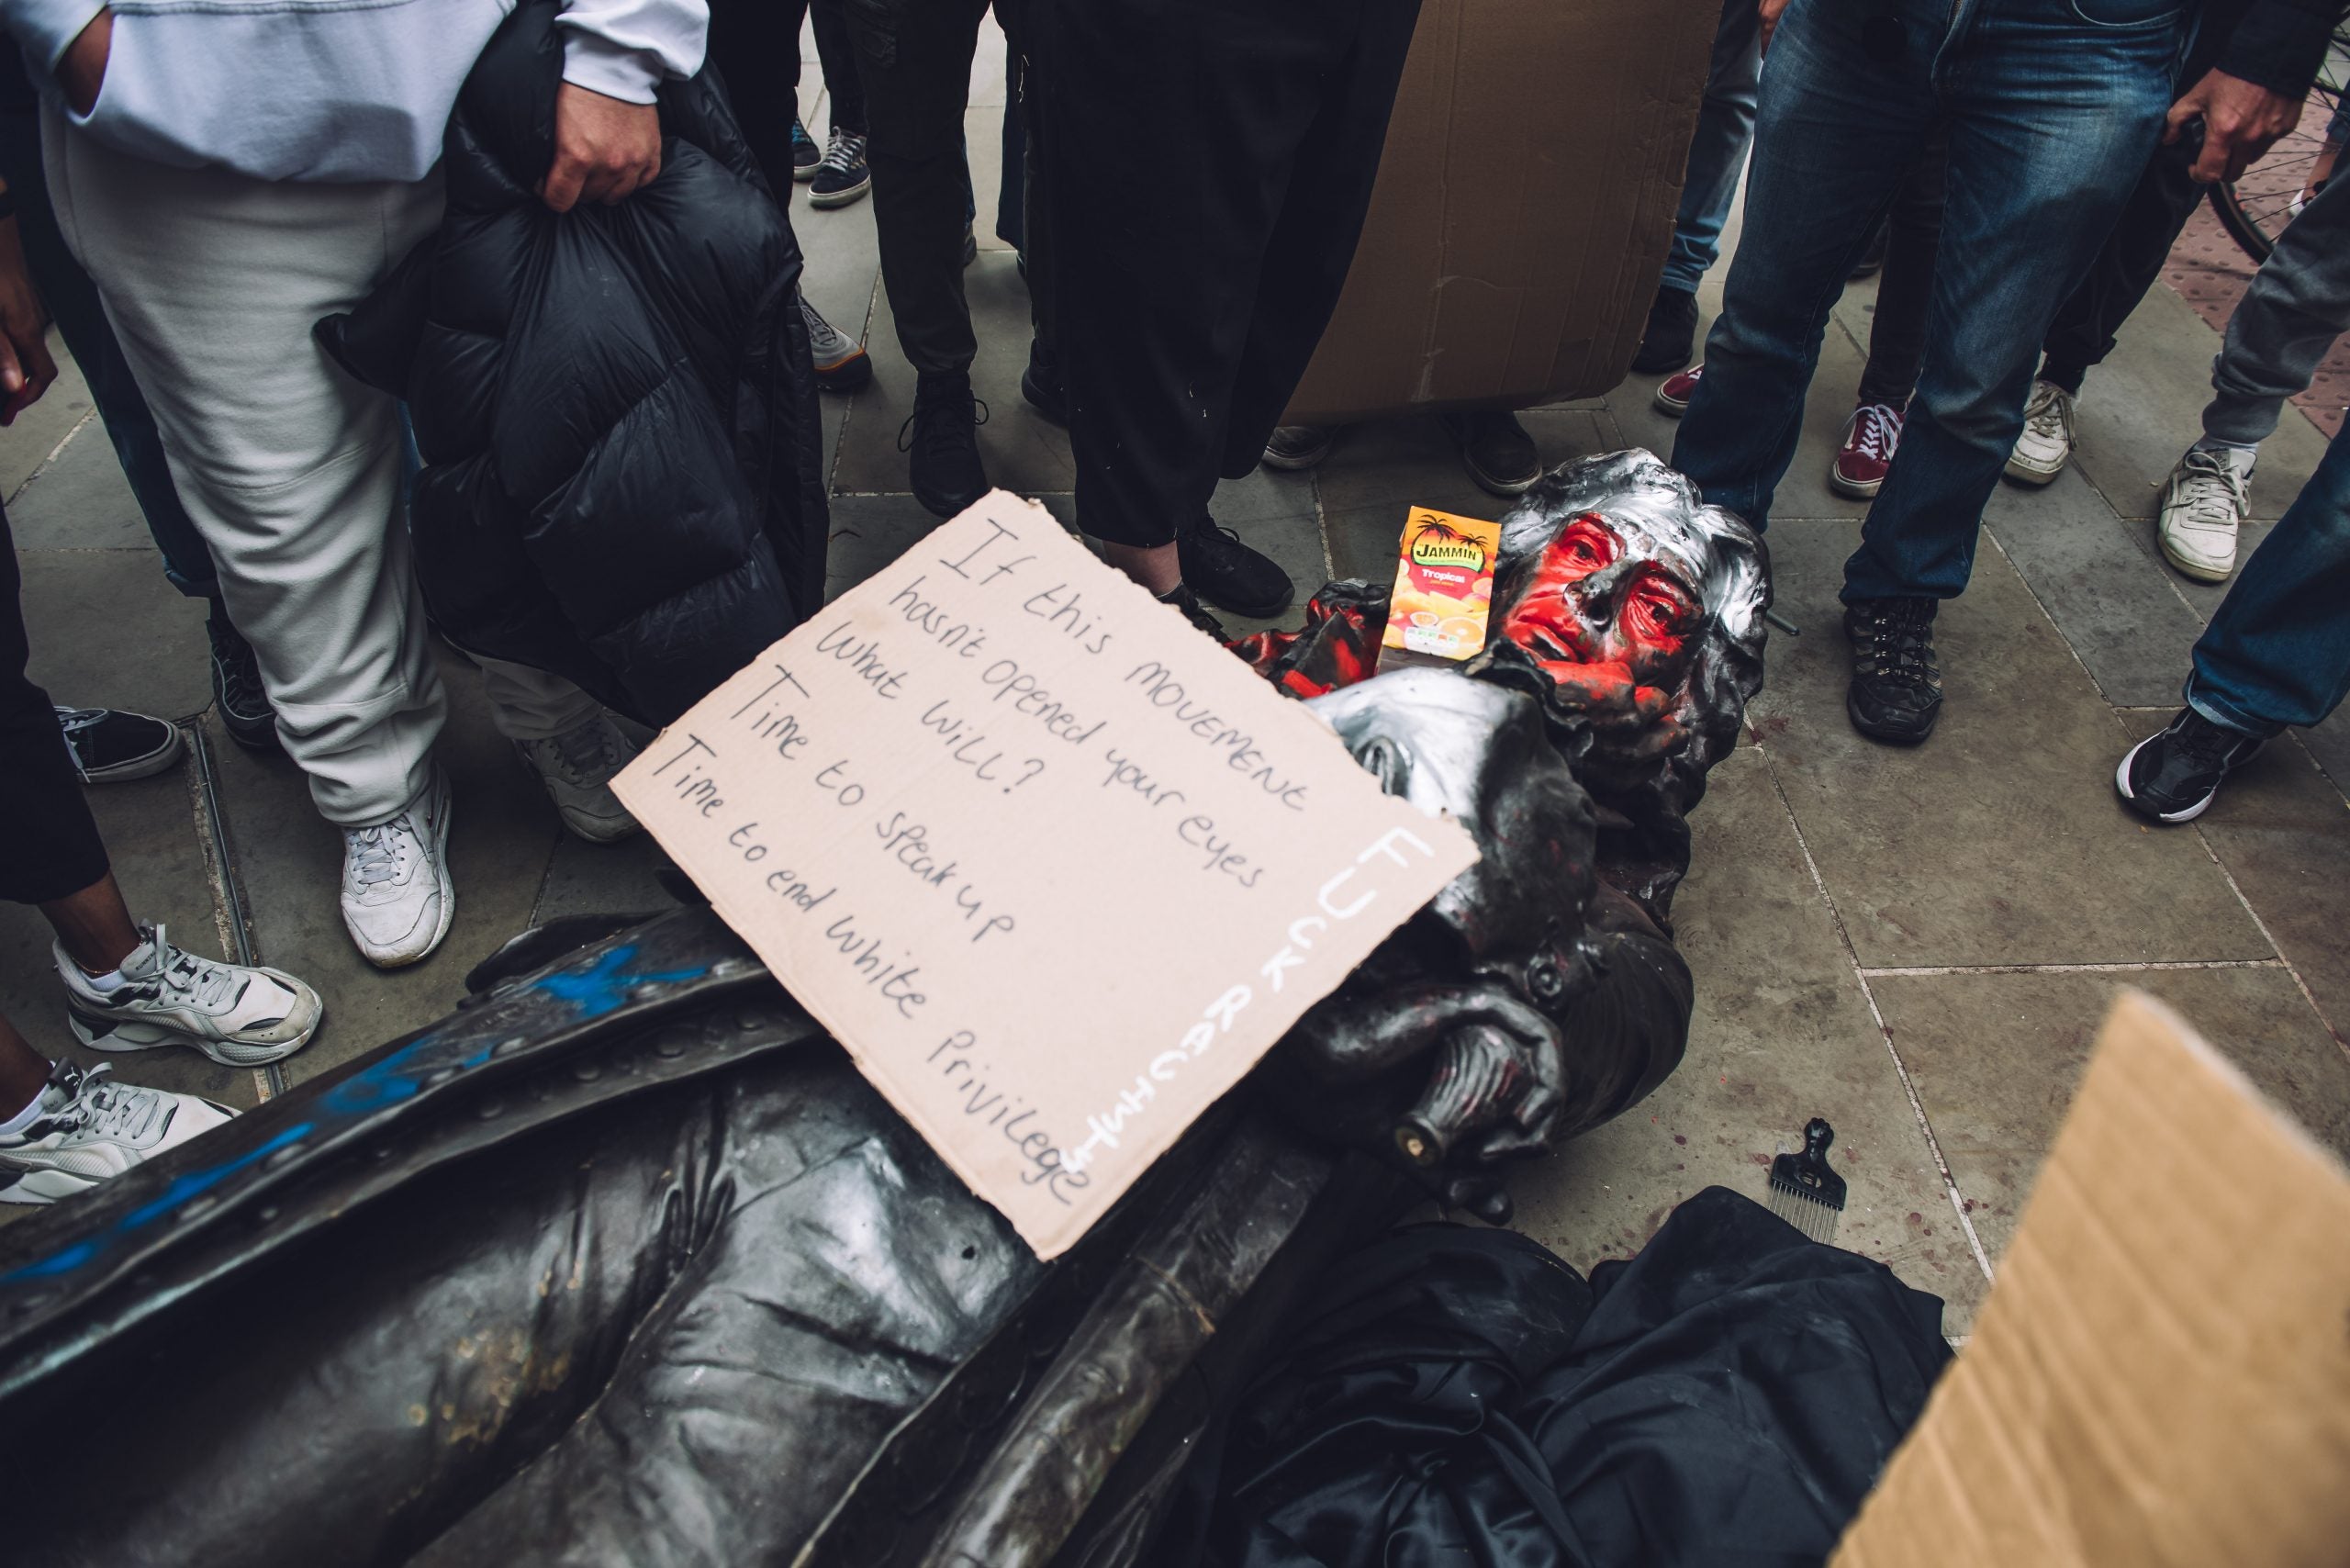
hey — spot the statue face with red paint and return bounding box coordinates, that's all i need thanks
[1477,452,1768,803]
[1497,510,1707,699]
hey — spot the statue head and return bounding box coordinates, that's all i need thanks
[1475,451,1767,812]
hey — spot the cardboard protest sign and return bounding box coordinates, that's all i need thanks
[613,493,1478,1258]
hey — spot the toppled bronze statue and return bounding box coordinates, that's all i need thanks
[0,452,1765,1568]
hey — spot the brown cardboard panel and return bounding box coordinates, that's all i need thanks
[1830,991,2350,1568]
[1283,0,1717,425]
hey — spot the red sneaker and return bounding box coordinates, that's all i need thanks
[1830,401,1904,498]
[1652,363,1704,417]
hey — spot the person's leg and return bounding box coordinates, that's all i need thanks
[1659,0,1765,299]
[0,503,110,914]
[2035,136,2204,398]
[1853,128,1948,412]
[1838,0,2181,606]
[1635,0,1763,374]
[43,111,449,830]
[1670,0,1936,533]
[706,0,812,193]
[1030,0,1416,614]
[809,0,867,134]
[844,0,991,378]
[0,109,215,599]
[2186,430,2350,736]
[2198,168,2350,453]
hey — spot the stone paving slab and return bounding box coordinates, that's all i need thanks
[1752,520,2272,969]
[1511,746,1992,1333]
[1872,964,2350,1266]
[2118,707,2350,1039]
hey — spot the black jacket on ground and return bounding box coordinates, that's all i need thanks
[319,0,826,724]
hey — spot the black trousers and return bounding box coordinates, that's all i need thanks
[707,0,867,195]
[1,502,108,905]
[1025,0,1424,547]
[2036,136,2207,394]
[842,0,996,377]
[1856,129,1949,410]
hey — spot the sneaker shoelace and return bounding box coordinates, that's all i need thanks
[2166,713,2250,772]
[2022,384,2073,445]
[1854,603,1937,685]
[1847,403,1902,462]
[819,129,867,178]
[798,294,850,359]
[898,385,990,454]
[546,721,621,789]
[1184,521,1257,568]
[348,809,423,890]
[39,1063,162,1144]
[2173,450,2249,530]
[148,925,245,1013]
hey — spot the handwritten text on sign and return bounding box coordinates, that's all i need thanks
[612,494,1477,1258]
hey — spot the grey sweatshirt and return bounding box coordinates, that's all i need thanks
[2,0,706,182]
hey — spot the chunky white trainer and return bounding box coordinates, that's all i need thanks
[341,767,455,969]
[0,1060,233,1205]
[516,714,643,845]
[59,924,321,1067]
[2156,445,2252,584]
[2004,379,2075,486]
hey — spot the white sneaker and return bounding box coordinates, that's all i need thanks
[2005,379,2075,486]
[516,715,643,845]
[0,1059,233,1205]
[2157,446,2252,583]
[59,924,321,1067]
[341,767,455,969]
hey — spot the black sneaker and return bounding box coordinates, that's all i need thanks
[2115,708,2264,823]
[1260,425,1340,472]
[800,293,873,394]
[1630,286,1701,375]
[1842,597,1943,744]
[1442,409,1540,496]
[789,118,822,182]
[207,602,279,751]
[54,704,184,782]
[810,129,871,208]
[1157,582,1230,643]
[961,222,979,268]
[900,373,990,518]
[1177,516,1292,620]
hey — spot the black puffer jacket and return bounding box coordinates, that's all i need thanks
[319,0,825,724]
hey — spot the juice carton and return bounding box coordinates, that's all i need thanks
[1377,506,1502,672]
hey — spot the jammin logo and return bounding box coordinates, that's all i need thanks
[1407,520,1489,574]
[1382,506,1502,670]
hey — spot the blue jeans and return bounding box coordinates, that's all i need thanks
[2188,429,2350,735]
[1672,0,2183,603]
[1658,0,1762,297]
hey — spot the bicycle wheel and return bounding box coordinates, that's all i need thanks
[2210,29,2349,263]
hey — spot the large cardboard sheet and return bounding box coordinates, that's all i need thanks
[613,493,1478,1257]
[1831,991,2350,1567]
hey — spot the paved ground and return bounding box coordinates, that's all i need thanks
[6,23,2348,1333]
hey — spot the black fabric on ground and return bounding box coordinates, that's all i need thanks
[1023,0,1423,547]
[0,500,109,905]
[1162,1187,1952,1568]
[318,0,827,725]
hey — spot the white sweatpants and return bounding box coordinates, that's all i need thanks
[42,108,599,825]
